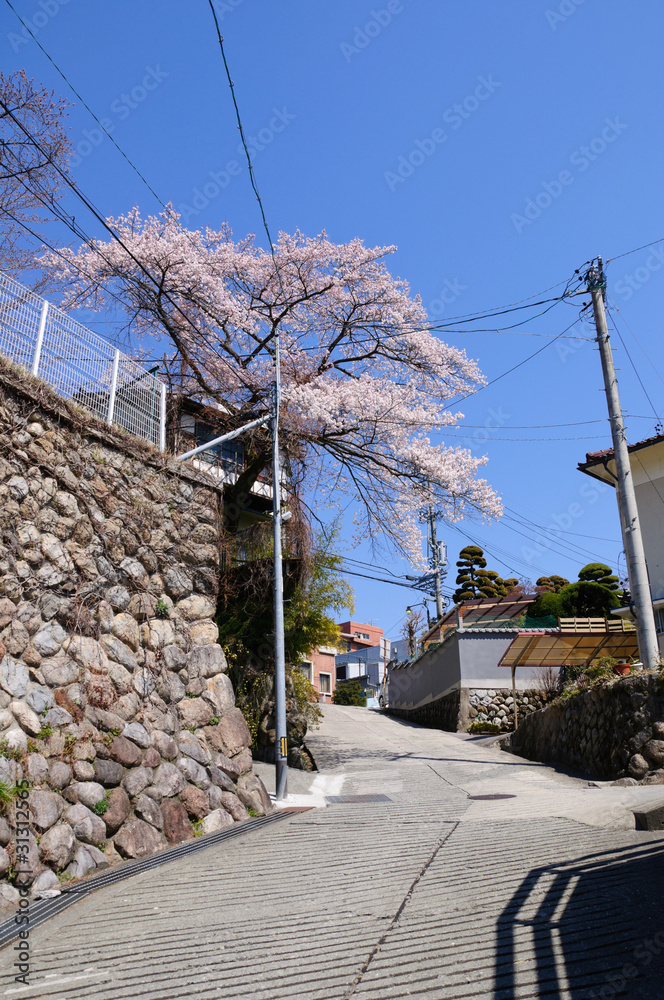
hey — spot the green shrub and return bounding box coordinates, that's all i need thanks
[93,794,110,816]
[0,780,18,813]
[468,720,503,734]
[332,679,366,707]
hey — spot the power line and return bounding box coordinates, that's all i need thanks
[605,304,662,422]
[0,95,257,394]
[606,295,664,394]
[448,315,586,407]
[3,0,168,214]
[606,237,664,265]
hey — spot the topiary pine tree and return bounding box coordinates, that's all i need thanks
[453,546,516,601]
[536,575,570,594]
[454,545,487,601]
[577,563,620,591]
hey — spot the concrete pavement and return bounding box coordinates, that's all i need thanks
[3,704,664,999]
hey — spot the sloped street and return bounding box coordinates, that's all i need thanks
[3,705,664,999]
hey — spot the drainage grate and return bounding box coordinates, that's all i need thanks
[467,794,516,800]
[325,794,393,804]
[0,811,293,950]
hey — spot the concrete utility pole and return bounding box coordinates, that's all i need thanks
[587,259,660,670]
[428,506,447,622]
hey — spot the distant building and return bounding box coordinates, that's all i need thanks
[334,621,389,698]
[298,620,389,703]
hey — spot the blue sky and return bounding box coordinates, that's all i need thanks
[4,0,664,640]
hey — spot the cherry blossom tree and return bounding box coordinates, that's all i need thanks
[41,208,502,563]
[0,71,72,272]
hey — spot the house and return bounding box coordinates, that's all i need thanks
[298,621,389,703]
[386,594,636,731]
[579,431,664,654]
[334,621,389,698]
[297,645,338,703]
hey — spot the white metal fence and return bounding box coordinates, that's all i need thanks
[0,270,166,449]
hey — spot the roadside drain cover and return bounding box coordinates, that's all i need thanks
[326,794,393,804]
[468,794,516,800]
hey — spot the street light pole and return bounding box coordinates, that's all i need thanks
[271,362,288,801]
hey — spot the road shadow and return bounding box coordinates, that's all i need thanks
[495,841,664,999]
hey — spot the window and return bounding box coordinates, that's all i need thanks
[354,631,370,640]
[297,662,312,682]
[319,673,331,694]
[336,665,347,682]
[655,608,664,634]
[194,421,244,472]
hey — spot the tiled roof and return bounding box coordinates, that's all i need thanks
[583,430,664,465]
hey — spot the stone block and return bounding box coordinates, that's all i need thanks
[201,808,233,834]
[142,747,161,768]
[114,820,164,859]
[178,731,211,765]
[41,657,80,687]
[178,756,210,789]
[187,644,227,679]
[26,683,53,714]
[177,697,213,729]
[122,722,151,748]
[112,613,140,651]
[73,760,95,782]
[207,766,235,793]
[10,700,42,735]
[109,735,142,766]
[152,762,187,798]
[205,709,251,757]
[68,781,106,810]
[39,822,76,869]
[175,595,216,622]
[203,674,235,717]
[0,654,29,696]
[31,869,61,897]
[634,801,664,830]
[103,786,131,835]
[25,753,49,784]
[94,759,124,787]
[219,792,250,822]
[134,793,163,829]
[237,773,272,816]
[643,740,664,767]
[29,788,65,832]
[48,760,72,789]
[161,799,194,844]
[64,803,107,846]
[180,784,209,819]
[123,767,152,798]
[151,731,178,760]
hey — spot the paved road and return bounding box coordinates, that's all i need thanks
[3,706,664,999]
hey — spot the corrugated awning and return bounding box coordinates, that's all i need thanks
[499,630,639,668]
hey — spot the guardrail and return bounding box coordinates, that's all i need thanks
[0,270,166,449]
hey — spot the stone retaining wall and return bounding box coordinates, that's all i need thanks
[389,686,547,732]
[508,673,664,781]
[467,687,548,729]
[0,360,271,906]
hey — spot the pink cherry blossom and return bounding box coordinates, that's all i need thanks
[40,208,502,563]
